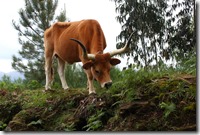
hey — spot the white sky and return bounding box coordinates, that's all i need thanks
[0,0,124,73]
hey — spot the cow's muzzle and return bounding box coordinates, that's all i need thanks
[104,82,112,89]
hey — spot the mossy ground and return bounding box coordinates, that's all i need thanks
[0,69,196,131]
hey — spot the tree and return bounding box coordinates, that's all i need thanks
[111,0,168,68]
[111,0,195,69]
[12,0,68,83]
[165,0,196,61]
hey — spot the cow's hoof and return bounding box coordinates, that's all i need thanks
[89,92,96,95]
[42,89,48,93]
[43,88,55,93]
[64,87,70,90]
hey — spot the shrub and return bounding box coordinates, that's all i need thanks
[26,80,42,90]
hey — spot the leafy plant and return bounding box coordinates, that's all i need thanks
[26,80,42,90]
[27,119,42,127]
[159,102,176,118]
[0,75,12,90]
[83,110,105,131]
[176,51,196,75]
[0,121,7,130]
[65,64,87,88]
[0,75,25,91]
[64,123,75,131]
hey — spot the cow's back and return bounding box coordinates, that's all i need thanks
[44,20,107,64]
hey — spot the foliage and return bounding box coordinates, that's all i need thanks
[83,109,105,131]
[105,66,195,131]
[0,75,25,91]
[0,61,196,131]
[26,80,42,90]
[166,0,196,61]
[110,67,122,83]
[111,0,168,68]
[175,51,196,75]
[0,121,7,130]
[159,102,176,118]
[12,0,68,82]
[65,64,87,88]
[0,75,42,91]
[111,0,196,68]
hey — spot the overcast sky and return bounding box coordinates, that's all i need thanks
[0,0,123,73]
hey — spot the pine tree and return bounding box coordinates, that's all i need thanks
[12,0,68,83]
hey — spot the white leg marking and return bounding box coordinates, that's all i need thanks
[45,57,53,90]
[57,58,69,90]
[84,69,96,94]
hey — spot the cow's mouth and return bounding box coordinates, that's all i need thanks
[105,82,112,89]
[101,82,112,89]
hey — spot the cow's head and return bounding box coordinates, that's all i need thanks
[70,32,134,89]
[82,53,120,89]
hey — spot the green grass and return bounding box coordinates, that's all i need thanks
[0,55,196,131]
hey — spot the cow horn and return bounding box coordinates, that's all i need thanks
[109,31,135,57]
[70,38,95,60]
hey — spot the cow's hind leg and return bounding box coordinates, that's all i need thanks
[57,57,69,90]
[45,57,54,90]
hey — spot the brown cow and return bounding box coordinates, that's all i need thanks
[44,19,134,94]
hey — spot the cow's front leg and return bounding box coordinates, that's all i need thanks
[87,78,96,94]
[85,69,96,94]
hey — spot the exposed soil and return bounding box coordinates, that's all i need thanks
[0,73,196,131]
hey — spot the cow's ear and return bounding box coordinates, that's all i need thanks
[83,61,94,69]
[110,58,121,66]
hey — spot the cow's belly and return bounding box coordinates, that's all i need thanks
[55,44,81,64]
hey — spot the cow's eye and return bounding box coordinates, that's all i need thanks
[95,70,100,75]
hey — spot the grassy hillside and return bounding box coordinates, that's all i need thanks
[0,67,196,131]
